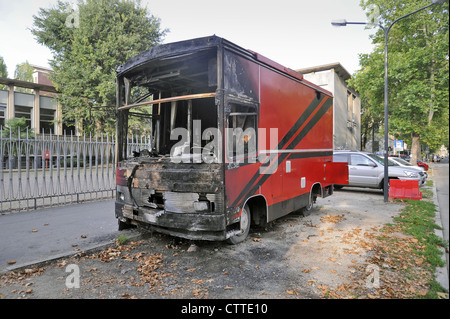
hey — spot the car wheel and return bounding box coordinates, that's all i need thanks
[227,204,251,245]
[380,178,391,193]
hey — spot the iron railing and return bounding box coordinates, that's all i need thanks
[0,129,151,213]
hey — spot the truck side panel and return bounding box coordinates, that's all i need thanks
[224,51,335,222]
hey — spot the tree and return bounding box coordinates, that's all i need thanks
[14,61,34,93]
[0,56,7,78]
[14,61,34,82]
[1,117,34,139]
[31,0,167,134]
[0,56,8,90]
[350,0,449,164]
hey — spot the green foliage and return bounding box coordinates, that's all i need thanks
[393,199,446,268]
[0,56,7,90]
[1,117,35,139]
[31,0,167,135]
[117,235,128,245]
[14,61,34,93]
[350,0,449,156]
[0,56,7,78]
[14,61,34,82]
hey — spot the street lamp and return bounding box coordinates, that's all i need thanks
[332,0,446,202]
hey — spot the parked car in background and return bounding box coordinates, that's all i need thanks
[416,160,429,171]
[388,157,427,185]
[333,150,424,190]
[389,154,429,171]
[389,154,410,161]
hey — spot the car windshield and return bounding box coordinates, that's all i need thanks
[367,154,396,166]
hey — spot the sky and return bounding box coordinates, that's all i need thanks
[0,0,377,78]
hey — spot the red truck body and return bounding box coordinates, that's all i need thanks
[115,36,348,243]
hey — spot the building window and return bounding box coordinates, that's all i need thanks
[40,108,55,133]
[14,105,32,128]
[347,91,353,122]
[63,121,76,136]
[0,106,5,127]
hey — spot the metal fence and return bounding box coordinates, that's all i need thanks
[0,129,151,213]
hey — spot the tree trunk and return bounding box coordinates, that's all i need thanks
[410,132,421,165]
[424,26,436,126]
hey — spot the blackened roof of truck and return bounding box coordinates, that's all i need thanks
[116,35,333,97]
[116,35,224,76]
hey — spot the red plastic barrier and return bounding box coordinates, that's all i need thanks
[389,179,422,200]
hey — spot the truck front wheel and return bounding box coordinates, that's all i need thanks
[227,204,251,245]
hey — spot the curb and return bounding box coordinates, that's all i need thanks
[431,180,449,293]
[0,229,146,275]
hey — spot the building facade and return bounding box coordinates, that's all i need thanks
[296,62,361,150]
[0,65,74,135]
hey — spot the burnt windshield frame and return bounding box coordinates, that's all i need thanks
[116,37,231,164]
[226,101,258,163]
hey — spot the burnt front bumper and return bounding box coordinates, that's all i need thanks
[115,202,230,241]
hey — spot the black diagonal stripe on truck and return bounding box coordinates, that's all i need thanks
[275,94,325,150]
[229,96,332,209]
[287,151,333,160]
[238,97,332,207]
[228,94,324,209]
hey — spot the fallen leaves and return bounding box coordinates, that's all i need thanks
[320,214,346,224]
[286,288,301,296]
[0,267,45,292]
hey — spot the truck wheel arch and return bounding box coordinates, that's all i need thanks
[242,195,268,227]
[301,182,322,216]
[310,182,323,202]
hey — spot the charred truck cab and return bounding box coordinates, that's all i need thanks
[115,36,348,244]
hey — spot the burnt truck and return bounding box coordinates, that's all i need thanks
[115,36,348,244]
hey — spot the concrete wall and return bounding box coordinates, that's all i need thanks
[302,69,361,150]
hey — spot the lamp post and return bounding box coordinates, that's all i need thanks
[332,0,446,203]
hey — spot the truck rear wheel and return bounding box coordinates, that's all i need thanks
[227,204,251,245]
[301,194,315,217]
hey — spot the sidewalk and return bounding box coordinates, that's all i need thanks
[428,163,449,292]
[0,200,140,274]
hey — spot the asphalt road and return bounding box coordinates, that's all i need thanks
[0,199,138,273]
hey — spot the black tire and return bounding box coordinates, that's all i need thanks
[227,204,251,245]
[380,178,391,193]
[118,219,133,231]
[300,194,315,217]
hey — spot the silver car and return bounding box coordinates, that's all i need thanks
[333,151,424,190]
